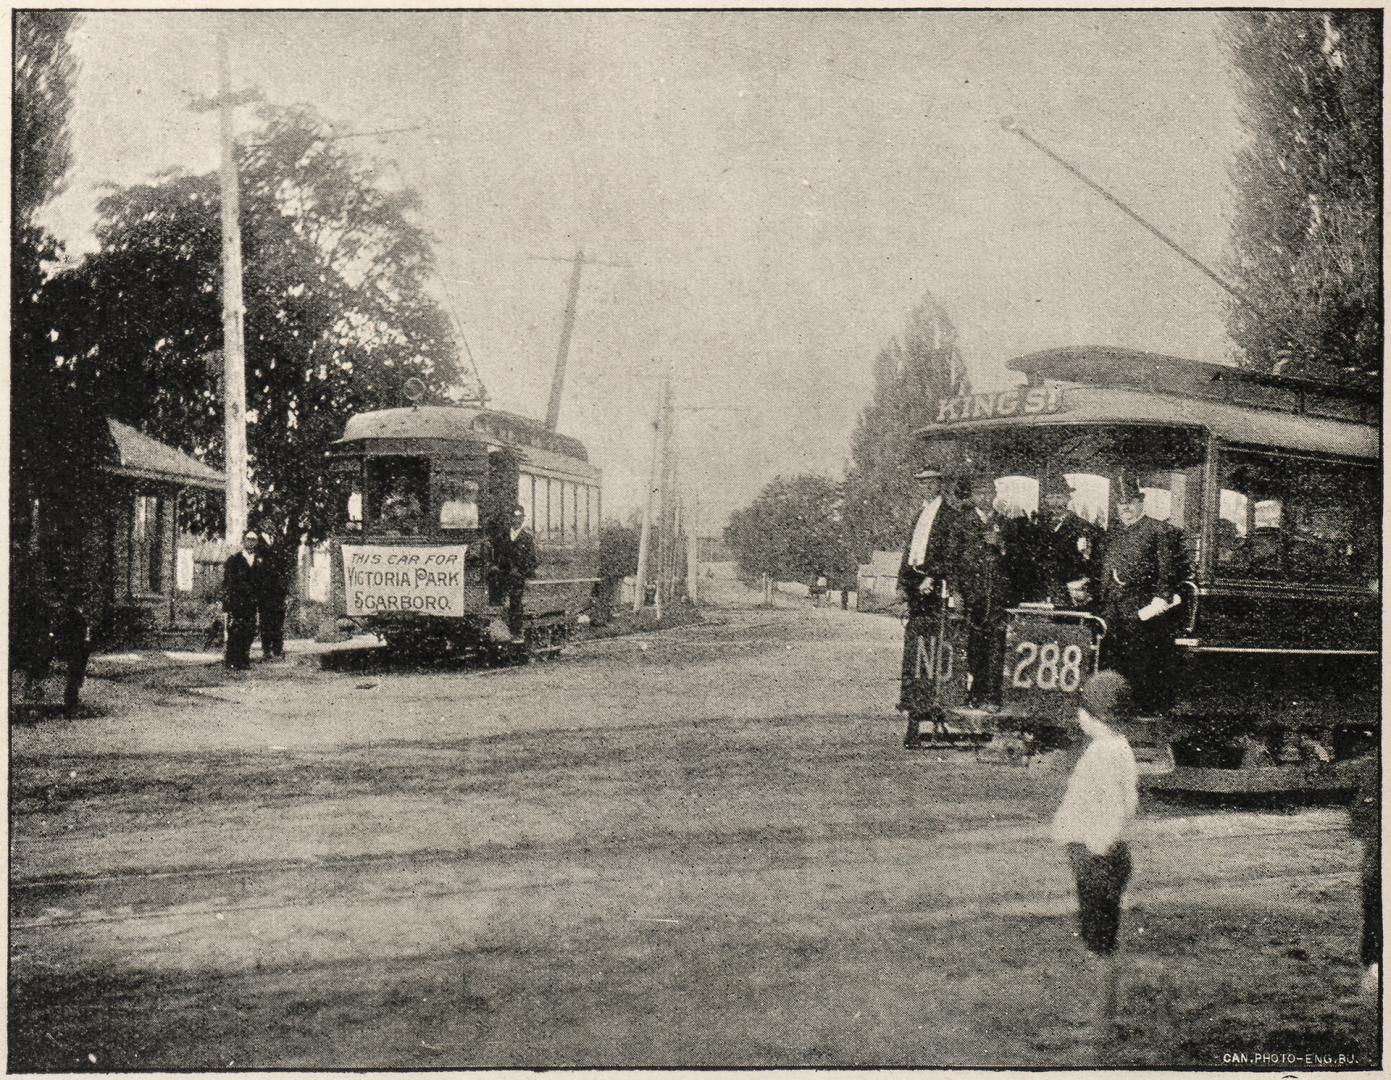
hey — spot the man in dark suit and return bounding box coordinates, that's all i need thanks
[1098,475,1190,714]
[223,529,264,671]
[897,466,968,742]
[957,474,1014,708]
[257,528,289,660]
[490,503,539,643]
[1037,469,1102,609]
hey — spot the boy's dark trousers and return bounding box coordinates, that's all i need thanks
[1067,841,1132,955]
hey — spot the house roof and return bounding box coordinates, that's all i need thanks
[105,420,226,491]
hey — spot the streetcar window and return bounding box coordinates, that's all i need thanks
[571,482,580,538]
[367,458,429,535]
[559,481,570,541]
[1216,450,1379,585]
[517,473,530,524]
[331,462,364,533]
[436,477,480,530]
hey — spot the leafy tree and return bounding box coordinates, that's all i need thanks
[724,474,852,586]
[11,12,107,621]
[48,103,466,546]
[1224,11,1382,381]
[840,292,970,560]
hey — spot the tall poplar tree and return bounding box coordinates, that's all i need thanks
[840,292,970,560]
[1224,11,1381,381]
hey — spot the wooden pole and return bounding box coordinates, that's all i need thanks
[632,373,665,613]
[216,32,248,546]
[545,247,585,432]
[686,487,699,604]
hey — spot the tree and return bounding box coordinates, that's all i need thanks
[48,104,467,546]
[1224,11,1382,381]
[15,10,77,223]
[11,12,108,618]
[839,292,970,560]
[724,474,852,587]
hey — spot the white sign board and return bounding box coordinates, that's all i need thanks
[341,545,468,617]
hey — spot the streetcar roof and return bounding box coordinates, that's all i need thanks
[335,405,593,466]
[913,383,1378,461]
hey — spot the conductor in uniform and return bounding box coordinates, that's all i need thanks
[1097,475,1190,714]
[896,465,965,743]
[223,529,264,671]
[490,503,539,643]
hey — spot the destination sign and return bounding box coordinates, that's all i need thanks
[932,385,1064,424]
[342,544,468,616]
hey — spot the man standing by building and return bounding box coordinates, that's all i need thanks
[257,526,289,661]
[223,529,263,671]
[490,503,539,644]
[1097,475,1189,714]
[897,465,965,744]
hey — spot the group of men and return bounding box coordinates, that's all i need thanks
[898,462,1189,718]
[222,528,290,670]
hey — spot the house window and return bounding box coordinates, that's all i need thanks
[133,493,165,593]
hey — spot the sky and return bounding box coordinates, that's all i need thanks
[42,9,1249,533]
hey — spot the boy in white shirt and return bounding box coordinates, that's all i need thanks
[1052,670,1140,1040]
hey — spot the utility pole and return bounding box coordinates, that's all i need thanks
[685,486,700,604]
[632,370,668,613]
[193,31,260,545]
[529,248,630,431]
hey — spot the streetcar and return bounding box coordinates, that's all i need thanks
[902,346,1380,792]
[323,393,602,660]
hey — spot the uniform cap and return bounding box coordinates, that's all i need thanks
[1081,670,1133,722]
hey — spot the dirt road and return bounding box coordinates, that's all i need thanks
[9,593,1379,1070]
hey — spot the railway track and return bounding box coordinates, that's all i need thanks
[12,815,1356,932]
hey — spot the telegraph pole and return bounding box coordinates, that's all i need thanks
[216,34,248,545]
[529,248,630,431]
[193,31,259,545]
[632,368,671,613]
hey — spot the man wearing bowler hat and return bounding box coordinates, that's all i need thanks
[1037,467,1102,608]
[896,463,967,743]
[1097,473,1190,714]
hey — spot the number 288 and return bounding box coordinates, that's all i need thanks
[1011,641,1085,692]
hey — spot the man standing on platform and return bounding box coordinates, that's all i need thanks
[1097,475,1189,714]
[958,473,1013,709]
[223,529,263,671]
[1037,469,1102,609]
[896,465,965,744]
[490,503,539,644]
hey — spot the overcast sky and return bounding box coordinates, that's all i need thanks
[43,10,1247,531]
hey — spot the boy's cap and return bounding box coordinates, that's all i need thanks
[1081,670,1133,721]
